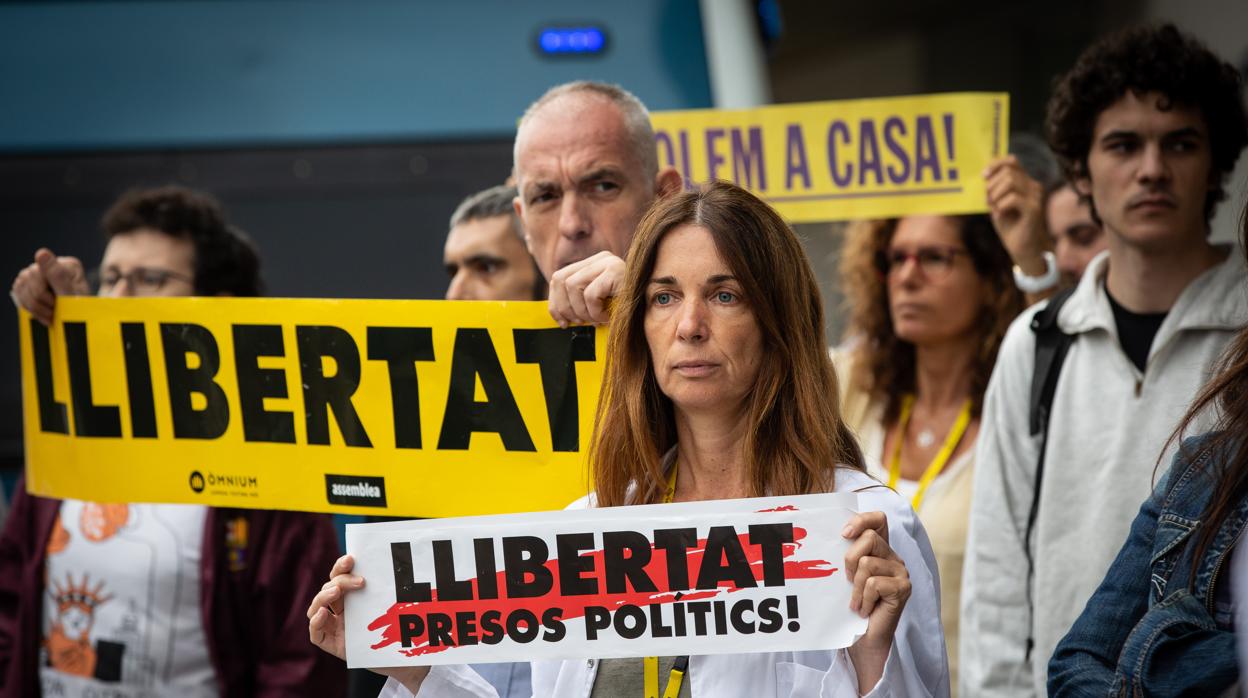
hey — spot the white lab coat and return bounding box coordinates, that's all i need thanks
[380,467,950,697]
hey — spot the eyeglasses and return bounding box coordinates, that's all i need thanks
[876,246,968,280]
[92,267,194,295]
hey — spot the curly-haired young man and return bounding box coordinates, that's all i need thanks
[961,23,1248,697]
[4,186,346,697]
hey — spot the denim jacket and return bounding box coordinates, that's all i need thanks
[1048,435,1246,696]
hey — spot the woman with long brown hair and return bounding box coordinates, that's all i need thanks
[835,214,1025,692]
[307,182,950,696]
[1049,207,1248,695]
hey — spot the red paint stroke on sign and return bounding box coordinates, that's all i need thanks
[367,524,837,656]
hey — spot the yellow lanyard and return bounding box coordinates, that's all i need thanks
[643,656,687,698]
[887,394,972,511]
[643,463,686,698]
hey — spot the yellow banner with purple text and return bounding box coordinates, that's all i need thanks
[651,92,1009,222]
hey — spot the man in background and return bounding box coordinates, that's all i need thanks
[510,80,683,326]
[4,186,345,697]
[1045,181,1106,284]
[962,24,1248,696]
[444,185,545,302]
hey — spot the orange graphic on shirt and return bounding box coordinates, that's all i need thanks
[46,514,70,555]
[45,572,112,677]
[79,503,130,542]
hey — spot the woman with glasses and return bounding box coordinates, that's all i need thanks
[834,214,1025,693]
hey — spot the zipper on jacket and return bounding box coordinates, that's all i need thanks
[1206,522,1247,616]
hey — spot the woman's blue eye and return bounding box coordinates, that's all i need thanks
[655,292,672,305]
[717,291,735,303]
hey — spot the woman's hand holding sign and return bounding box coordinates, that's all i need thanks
[308,555,431,692]
[307,554,358,659]
[843,510,912,692]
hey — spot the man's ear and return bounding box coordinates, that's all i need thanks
[1072,174,1092,198]
[512,195,534,254]
[1071,171,1104,227]
[656,167,683,197]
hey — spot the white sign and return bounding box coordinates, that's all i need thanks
[344,493,867,668]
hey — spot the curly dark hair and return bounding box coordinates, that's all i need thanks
[840,215,1026,422]
[1046,23,1248,225]
[102,185,265,297]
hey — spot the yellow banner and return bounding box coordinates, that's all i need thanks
[19,297,604,517]
[651,92,1009,223]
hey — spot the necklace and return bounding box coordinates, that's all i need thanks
[915,428,937,449]
[887,394,973,510]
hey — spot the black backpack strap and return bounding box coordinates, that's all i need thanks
[1028,286,1077,436]
[1022,286,1076,661]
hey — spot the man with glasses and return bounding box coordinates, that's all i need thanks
[12,186,261,318]
[3,186,345,697]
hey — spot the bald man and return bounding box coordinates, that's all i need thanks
[511,81,683,326]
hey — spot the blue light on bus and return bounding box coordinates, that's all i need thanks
[538,27,606,55]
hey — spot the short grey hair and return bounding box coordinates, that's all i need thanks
[449,185,522,239]
[514,81,658,185]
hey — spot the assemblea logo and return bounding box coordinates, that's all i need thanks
[325,474,388,507]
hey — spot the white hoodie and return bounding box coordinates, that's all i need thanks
[960,247,1248,697]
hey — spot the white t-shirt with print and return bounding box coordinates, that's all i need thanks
[40,500,218,698]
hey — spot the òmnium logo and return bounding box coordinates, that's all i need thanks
[325,474,388,507]
[190,470,260,498]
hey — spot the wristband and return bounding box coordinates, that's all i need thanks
[1013,251,1059,294]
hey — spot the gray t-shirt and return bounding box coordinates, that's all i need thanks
[591,657,692,697]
